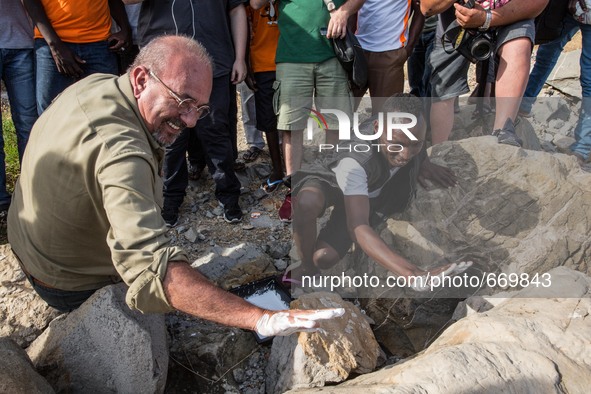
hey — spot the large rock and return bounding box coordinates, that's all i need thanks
[266,293,381,393]
[343,137,591,356]
[191,242,278,289]
[27,284,168,393]
[165,312,259,394]
[0,244,61,347]
[289,267,591,393]
[375,137,591,288]
[0,337,54,393]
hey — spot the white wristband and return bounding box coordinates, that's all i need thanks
[479,9,492,31]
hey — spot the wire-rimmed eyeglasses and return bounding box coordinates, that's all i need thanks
[149,70,210,119]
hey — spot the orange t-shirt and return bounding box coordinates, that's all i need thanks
[248,2,279,73]
[34,0,112,43]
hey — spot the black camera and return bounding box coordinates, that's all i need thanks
[442,0,496,63]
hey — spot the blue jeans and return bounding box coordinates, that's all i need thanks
[164,75,241,211]
[238,81,264,150]
[35,39,118,113]
[571,23,591,161]
[0,48,37,210]
[408,29,436,98]
[520,16,580,114]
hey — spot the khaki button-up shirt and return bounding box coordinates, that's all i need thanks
[8,74,188,313]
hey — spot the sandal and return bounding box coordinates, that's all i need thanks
[242,146,263,162]
[261,178,284,194]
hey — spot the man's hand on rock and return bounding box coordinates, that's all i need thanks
[255,308,345,337]
[418,156,458,189]
[409,261,473,292]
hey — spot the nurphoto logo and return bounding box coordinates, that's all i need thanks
[305,108,418,152]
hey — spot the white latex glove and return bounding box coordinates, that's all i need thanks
[255,308,345,337]
[410,261,474,292]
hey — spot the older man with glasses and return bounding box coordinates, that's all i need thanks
[7,36,342,335]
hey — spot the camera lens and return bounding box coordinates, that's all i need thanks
[471,37,493,61]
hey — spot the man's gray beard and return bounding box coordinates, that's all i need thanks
[152,131,171,148]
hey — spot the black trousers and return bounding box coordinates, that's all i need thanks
[163,74,241,209]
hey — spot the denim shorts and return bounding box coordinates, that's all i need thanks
[274,57,354,130]
[429,18,535,100]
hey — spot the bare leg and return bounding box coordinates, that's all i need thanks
[326,129,338,146]
[283,129,303,175]
[494,37,532,130]
[293,187,325,276]
[265,131,284,181]
[430,97,456,144]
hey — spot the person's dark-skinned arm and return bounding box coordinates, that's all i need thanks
[163,261,343,336]
[405,1,426,57]
[107,0,132,52]
[343,195,450,277]
[418,155,458,189]
[453,0,549,29]
[23,0,86,77]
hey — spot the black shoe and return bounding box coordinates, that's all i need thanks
[162,206,179,227]
[493,118,523,147]
[223,203,243,224]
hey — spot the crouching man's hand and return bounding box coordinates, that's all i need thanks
[255,308,345,337]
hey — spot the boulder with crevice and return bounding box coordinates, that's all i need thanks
[266,292,381,393]
[27,284,168,394]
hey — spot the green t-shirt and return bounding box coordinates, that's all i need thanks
[276,0,346,63]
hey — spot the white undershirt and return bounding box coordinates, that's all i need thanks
[333,158,400,198]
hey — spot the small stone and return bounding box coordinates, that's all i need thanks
[253,188,267,200]
[266,242,291,259]
[261,199,277,212]
[242,224,255,230]
[233,367,245,383]
[552,135,576,153]
[212,206,224,216]
[205,211,214,219]
[540,141,557,153]
[184,227,198,243]
[274,259,288,271]
[249,352,261,368]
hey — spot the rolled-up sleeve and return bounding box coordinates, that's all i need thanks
[97,152,187,313]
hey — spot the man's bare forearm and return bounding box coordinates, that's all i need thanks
[488,0,549,27]
[163,262,265,330]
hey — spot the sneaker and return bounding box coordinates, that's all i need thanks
[278,192,292,222]
[162,208,179,228]
[223,202,243,224]
[492,118,522,147]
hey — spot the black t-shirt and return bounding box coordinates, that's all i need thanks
[137,0,246,78]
